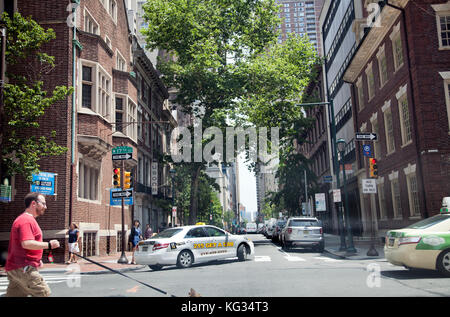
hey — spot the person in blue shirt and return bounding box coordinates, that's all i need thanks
[130,220,143,264]
[67,223,80,264]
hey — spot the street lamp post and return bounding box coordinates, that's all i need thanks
[296,101,347,251]
[170,168,176,227]
[337,138,357,254]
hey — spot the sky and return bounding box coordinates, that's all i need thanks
[238,153,257,213]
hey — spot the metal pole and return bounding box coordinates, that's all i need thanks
[329,100,347,251]
[118,155,128,264]
[304,169,308,216]
[341,152,356,253]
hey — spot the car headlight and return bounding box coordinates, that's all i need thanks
[398,237,421,246]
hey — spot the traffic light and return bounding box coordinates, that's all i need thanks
[113,168,121,188]
[124,171,133,189]
[369,158,378,178]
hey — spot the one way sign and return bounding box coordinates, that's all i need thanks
[111,189,133,198]
[355,132,377,141]
[112,153,132,161]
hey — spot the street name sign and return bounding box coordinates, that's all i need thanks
[110,188,133,206]
[362,179,377,194]
[355,132,377,141]
[112,146,133,155]
[332,189,341,203]
[323,175,333,183]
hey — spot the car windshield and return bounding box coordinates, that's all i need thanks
[405,214,450,229]
[152,228,183,238]
[289,220,319,227]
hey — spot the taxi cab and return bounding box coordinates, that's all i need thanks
[135,224,255,270]
[384,197,450,276]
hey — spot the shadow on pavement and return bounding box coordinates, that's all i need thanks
[381,269,448,280]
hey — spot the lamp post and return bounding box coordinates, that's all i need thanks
[169,168,176,227]
[337,138,357,254]
[296,101,347,251]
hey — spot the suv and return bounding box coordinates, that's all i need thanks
[280,217,324,252]
[272,219,287,243]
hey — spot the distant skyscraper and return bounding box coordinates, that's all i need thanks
[276,0,325,56]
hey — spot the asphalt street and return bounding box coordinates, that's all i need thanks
[3,234,450,297]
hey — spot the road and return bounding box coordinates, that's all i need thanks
[2,234,450,297]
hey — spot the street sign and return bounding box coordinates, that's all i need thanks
[110,188,133,206]
[362,144,372,157]
[355,132,377,141]
[151,162,158,195]
[112,153,132,161]
[112,146,133,155]
[332,189,341,203]
[362,179,377,194]
[323,175,333,183]
[172,206,177,218]
[31,172,56,196]
[315,193,326,212]
[111,189,133,198]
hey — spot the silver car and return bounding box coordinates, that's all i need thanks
[135,225,255,270]
[280,217,324,252]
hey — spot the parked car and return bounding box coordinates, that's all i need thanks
[246,222,258,234]
[385,197,450,276]
[280,217,324,252]
[272,219,287,243]
[265,218,277,239]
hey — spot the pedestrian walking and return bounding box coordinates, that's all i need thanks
[67,223,80,264]
[144,224,153,240]
[5,192,60,297]
[130,220,143,264]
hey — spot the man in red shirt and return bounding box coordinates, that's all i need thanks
[5,192,60,297]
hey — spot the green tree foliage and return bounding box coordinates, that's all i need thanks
[0,13,72,182]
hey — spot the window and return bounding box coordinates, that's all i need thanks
[371,117,380,159]
[98,70,111,119]
[116,50,126,72]
[105,36,111,49]
[440,72,450,132]
[398,96,412,145]
[82,66,93,109]
[115,97,124,133]
[377,46,388,87]
[137,109,143,140]
[84,9,99,35]
[109,0,117,22]
[126,98,137,141]
[391,178,402,219]
[406,173,420,217]
[366,63,375,101]
[83,232,97,257]
[78,157,100,201]
[390,23,404,71]
[185,227,208,239]
[204,227,226,237]
[357,77,364,111]
[383,102,395,154]
[438,15,450,48]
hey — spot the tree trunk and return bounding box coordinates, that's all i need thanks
[188,164,202,225]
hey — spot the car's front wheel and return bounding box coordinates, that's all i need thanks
[237,244,248,261]
[177,250,194,268]
[436,249,450,277]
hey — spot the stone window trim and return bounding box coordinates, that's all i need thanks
[78,59,113,123]
[432,2,450,50]
[396,83,412,147]
[100,0,118,24]
[376,44,388,88]
[356,76,365,112]
[389,21,404,72]
[83,7,100,35]
[439,71,450,134]
[365,62,375,102]
[389,172,402,220]
[115,49,127,72]
[403,163,420,217]
[77,154,102,204]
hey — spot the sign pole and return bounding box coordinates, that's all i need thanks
[366,155,379,257]
[118,152,128,264]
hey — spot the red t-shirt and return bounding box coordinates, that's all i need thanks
[5,213,43,271]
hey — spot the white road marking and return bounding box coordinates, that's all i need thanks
[255,256,271,262]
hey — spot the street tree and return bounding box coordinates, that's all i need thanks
[0,13,72,182]
[142,0,281,224]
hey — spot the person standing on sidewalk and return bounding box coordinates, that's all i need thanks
[144,224,153,240]
[5,192,60,297]
[67,223,80,264]
[130,220,143,264]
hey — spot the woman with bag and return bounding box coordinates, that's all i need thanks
[67,223,80,264]
[130,220,143,264]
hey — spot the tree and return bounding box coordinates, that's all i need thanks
[142,0,281,224]
[0,13,72,182]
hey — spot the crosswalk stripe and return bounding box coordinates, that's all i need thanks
[284,256,306,262]
[254,256,271,262]
[313,257,342,262]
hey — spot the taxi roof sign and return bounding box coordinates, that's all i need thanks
[440,197,450,214]
[195,222,206,225]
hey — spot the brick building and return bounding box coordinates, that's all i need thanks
[343,0,450,236]
[0,0,175,263]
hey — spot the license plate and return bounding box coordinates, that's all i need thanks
[303,230,309,235]
[389,238,395,247]
[142,247,148,252]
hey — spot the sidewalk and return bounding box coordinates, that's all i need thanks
[324,234,385,260]
[0,252,145,276]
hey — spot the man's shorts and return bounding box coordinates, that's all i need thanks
[6,266,51,297]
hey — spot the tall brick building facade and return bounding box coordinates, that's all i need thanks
[344,0,450,236]
[0,0,175,263]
